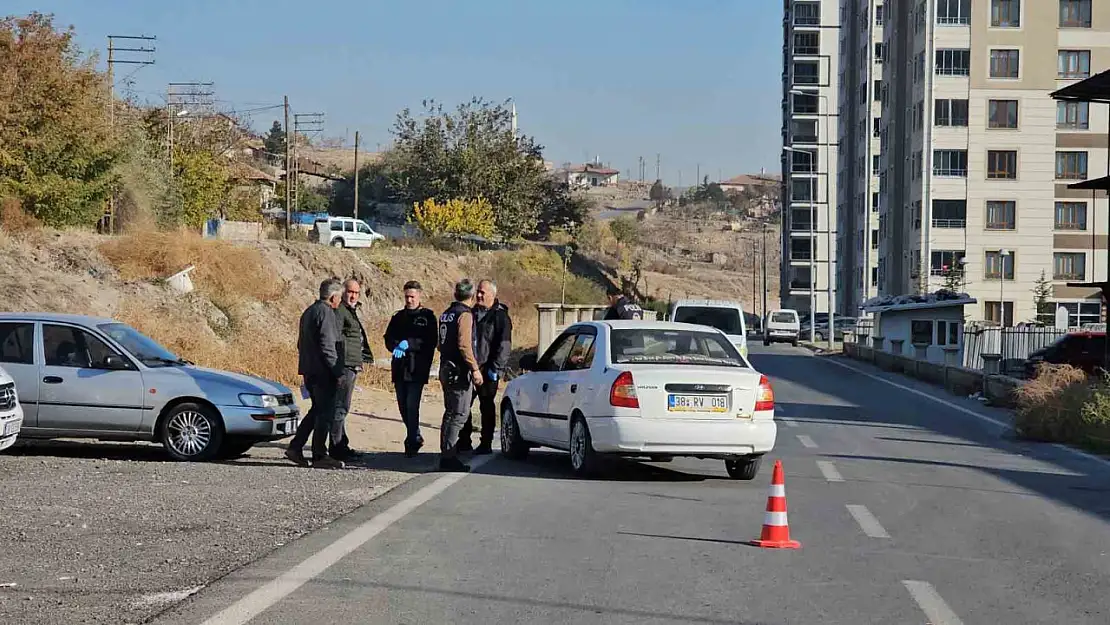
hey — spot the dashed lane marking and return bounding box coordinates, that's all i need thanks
[902,580,965,625]
[816,460,844,482]
[796,434,818,449]
[846,504,890,539]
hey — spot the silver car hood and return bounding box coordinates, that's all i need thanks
[157,365,292,396]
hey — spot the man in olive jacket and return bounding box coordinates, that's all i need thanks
[331,278,374,460]
[383,280,437,457]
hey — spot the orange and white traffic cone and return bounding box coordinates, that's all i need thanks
[748,459,801,549]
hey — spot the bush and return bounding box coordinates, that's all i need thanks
[409,197,495,239]
[1013,364,1110,451]
[0,197,42,235]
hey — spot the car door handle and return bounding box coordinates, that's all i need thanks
[43,376,63,384]
[570,384,578,393]
[542,383,549,392]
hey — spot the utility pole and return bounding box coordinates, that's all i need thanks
[762,221,768,321]
[106,35,155,234]
[656,153,661,181]
[292,112,325,215]
[353,130,360,220]
[166,82,214,178]
[284,96,291,238]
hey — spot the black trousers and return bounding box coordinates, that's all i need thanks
[394,380,425,447]
[290,375,341,460]
[460,378,497,446]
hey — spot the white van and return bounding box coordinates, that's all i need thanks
[312,216,386,249]
[764,309,801,346]
[666,299,749,359]
[0,365,23,452]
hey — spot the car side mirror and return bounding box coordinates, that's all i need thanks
[102,354,129,370]
[519,353,538,371]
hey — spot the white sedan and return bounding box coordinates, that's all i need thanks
[501,320,776,479]
[0,364,24,452]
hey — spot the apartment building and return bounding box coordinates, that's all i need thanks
[837,0,885,313]
[874,0,1109,326]
[781,0,841,316]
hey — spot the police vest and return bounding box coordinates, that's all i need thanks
[438,301,472,368]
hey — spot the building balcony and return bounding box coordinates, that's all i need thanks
[931,218,966,229]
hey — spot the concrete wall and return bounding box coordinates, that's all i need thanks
[213,220,265,242]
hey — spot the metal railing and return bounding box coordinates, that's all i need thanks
[931,218,966,228]
[962,324,1068,376]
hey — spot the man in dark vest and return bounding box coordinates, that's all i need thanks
[436,279,483,472]
[384,280,437,457]
[604,284,644,320]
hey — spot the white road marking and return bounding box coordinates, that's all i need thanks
[779,418,800,428]
[902,580,965,625]
[819,355,1110,472]
[200,454,496,625]
[846,504,890,538]
[816,460,844,482]
[796,434,818,449]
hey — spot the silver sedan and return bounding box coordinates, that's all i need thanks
[0,312,299,461]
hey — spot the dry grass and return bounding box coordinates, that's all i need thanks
[0,197,42,235]
[1013,364,1110,452]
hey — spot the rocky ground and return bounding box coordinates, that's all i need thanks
[0,386,452,625]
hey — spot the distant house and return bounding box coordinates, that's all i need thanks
[561,163,621,188]
[719,173,781,218]
[226,160,279,210]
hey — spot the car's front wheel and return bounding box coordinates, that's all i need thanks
[725,455,762,480]
[159,402,224,462]
[499,404,529,460]
[569,416,600,477]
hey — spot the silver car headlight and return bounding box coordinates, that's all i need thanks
[239,393,280,409]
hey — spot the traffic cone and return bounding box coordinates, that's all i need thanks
[748,459,801,549]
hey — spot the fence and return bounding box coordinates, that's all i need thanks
[962,325,1067,375]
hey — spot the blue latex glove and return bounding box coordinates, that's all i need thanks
[392,340,409,359]
[488,370,498,382]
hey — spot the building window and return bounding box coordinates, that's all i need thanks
[790,237,814,261]
[988,100,1019,129]
[934,98,969,126]
[937,0,972,25]
[872,192,880,211]
[874,42,885,63]
[1060,0,1093,28]
[933,150,968,177]
[792,91,819,114]
[793,2,821,26]
[985,200,1016,230]
[1055,151,1088,180]
[984,301,1014,327]
[1056,302,1101,327]
[1057,101,1090,130]
[1055,201,1087,230]
[990,0,1021,27]
[930,250,965,276]
[1054,252,1086,281]
[989,49,1020,79]
[871,266,879,285]
[793,61,820,85]
[791,119,819,144]
[932,200,967,228]
[872,154,881,175]
[869,229,878,250]
[872,117,881,138]
[875,4,884,25]
[791,149,817,173]
[791,208,816,231]
[936,321,960,346]
[987,150,1018,180]
[873,80,882,101]
[935,49,971,75]
[1058,50,1091,79]
[985,250,1015,280]
[791,178,816,203]
[793,32,820,56]
[790,266,812,290]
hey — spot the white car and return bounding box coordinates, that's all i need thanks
[501,320,776,479]
[0,364,24,452]
[312,216,386,248]
[666,299,750,360]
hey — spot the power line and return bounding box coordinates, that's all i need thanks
[105,34,156,234]
[291,112,326,212]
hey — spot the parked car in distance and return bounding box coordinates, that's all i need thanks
[814,316,858,342]
[764,309,800,346]
[501,320,776,480]
[311,216,386,248]
[666,299,749,359]
[0,313,300,461]
[1024,330,1105,378]
[0,364,24,452]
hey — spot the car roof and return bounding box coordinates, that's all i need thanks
[669,299,744,309]
[572,320,728,333]
[0,312,116,325]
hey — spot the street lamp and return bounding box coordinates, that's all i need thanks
[999,249,1011,327]
[784,146,817,343]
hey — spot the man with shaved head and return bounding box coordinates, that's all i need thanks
[459,278,512,455]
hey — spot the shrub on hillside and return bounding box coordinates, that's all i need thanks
[1013,364,1110,450]
[0,197,42,235]
[409,198,495,240]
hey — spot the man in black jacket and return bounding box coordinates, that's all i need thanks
[383,280,437,457]
[331,278,374,461]
[603,284,644,320]
[459,279,512,455]
[286,278,346,469]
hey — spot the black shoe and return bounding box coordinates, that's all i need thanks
[456,439,473,453]
[333,448,365,461]
[404,438,424,458]
[284,447,309,467]
[438,457,470,473]
[312,456,345,470]
[473,442,493,455]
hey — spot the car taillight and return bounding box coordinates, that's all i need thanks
[609,371,639,409]
[755,375,774,412]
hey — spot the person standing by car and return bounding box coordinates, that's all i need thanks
[436,279,483,472]
[330,277,374,461]
[459,279,512,455]
[286,278,346,469]
[604,285,644,320]
[384,280,437,457]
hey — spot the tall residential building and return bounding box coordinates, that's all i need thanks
[837,0,885,313]
[781,0,841,316]
[874,0,1109,326]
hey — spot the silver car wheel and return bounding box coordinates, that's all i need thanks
[500,412,514,450]
[570,420,586,470]
[166,409,213,458]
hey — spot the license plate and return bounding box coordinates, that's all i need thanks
[667,394,729,412]
[772,330,791,336]
[3,419,20,436]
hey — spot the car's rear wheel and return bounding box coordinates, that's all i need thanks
[331,238,345,248]
[499,404,529,460]
[569,416,600,477]
[160,402,224,462]
[725,455,762,480]
[217,436,256,460]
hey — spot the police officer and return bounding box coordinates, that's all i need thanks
[383,280,437,458]
[459,279,512,455]
[603,285,644,320]
[436,279,484,473]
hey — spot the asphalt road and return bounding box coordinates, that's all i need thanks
[154,344,1110,624]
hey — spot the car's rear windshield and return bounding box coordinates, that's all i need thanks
[610,329,746,367]
[771,312,796,323]
[672,306,743,334]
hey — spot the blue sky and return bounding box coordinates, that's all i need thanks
[11,0,783,185]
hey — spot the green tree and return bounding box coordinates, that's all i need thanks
[535,179,591,237]
[609,215,640,247]
[172,148,229,228]
[1032,269,1054,324]
[263,121,285,156]
[0,13,120,227]
[649,179,672,203]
